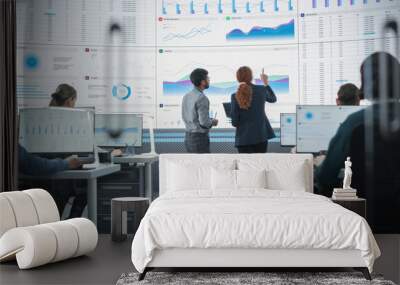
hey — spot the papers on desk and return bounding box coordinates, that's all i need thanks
[332,188,358,200]
[313,155,326,167]
[82,160,99,169]
[137,153,158,158]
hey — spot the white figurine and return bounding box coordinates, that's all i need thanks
[343,157,353,189]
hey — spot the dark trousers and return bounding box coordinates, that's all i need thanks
[237,141,268,153]
[19,177,87,219]
[185,132,210,153]
[46,180,87,218]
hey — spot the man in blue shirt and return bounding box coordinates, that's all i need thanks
[182,68,218,153]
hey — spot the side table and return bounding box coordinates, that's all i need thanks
[111,197,150,242]
[331,198,366,218]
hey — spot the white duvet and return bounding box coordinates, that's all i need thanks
[131,190,380,273]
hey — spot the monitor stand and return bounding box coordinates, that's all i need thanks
[81,150,99,169]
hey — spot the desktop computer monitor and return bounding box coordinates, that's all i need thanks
[296,105,365,153]
[19,107,95,155]
[95,114,143,147]
[280,113,296,146]
[76,106,95,113]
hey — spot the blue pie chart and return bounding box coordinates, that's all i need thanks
[305,112,313,120]
[112,84,132,100]
[25,54,39,70]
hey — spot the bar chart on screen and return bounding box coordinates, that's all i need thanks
[159,0,296,16]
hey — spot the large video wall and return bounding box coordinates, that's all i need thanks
[17,0,400,128]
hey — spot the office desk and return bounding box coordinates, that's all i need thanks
[113,154,159,201]
[20,164,121,225]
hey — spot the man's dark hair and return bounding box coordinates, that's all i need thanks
[190,68,208,87]
[337,83,360,105]
[359,52,400,100]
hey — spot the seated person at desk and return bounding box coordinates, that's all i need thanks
[49,83,77,107]
[231,66,277,153]
[18,144,84,217]
[311,83,361,164]
[19,144,82,176]
[315,52,399,196]
[48,84,103,217]
[336,83,360,106]
[50,83,122,157]
[47,84,123,217]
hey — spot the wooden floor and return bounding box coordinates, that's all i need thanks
[1,234,398,285]
[0,235,134,285]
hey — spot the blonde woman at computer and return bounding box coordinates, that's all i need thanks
[49,84,77,107]
[46,84,122,218]
[49,84,123,155]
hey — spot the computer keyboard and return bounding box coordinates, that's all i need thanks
[73,166,95,170]
[115,152,135,157]
[82,160,99,169]
[77,156,95,164]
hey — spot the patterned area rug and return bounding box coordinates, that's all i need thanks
[116,272,395,285]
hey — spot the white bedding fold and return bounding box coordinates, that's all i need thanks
[131,190,380,273]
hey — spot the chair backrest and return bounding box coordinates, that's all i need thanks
[0,189,60,237]
[159,153,314,196]
[349,122,400,233]
[349,125,366,197]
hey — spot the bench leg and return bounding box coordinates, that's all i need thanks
[138,268,149,281]
[354,267,371,280]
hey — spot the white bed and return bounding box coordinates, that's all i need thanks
[131,154,380,280]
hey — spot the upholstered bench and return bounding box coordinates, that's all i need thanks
[0,189,98,269]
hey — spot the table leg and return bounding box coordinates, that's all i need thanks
[145,163,153,201]
[111,201,124,242]
[139,165,145,197]
[87,178,97,225]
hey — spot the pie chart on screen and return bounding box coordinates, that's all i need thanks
[24,54,39,70]
[112,84,132,100]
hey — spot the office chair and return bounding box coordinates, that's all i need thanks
[349,117,400,234]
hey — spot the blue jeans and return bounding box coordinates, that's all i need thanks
[185,132,210,153]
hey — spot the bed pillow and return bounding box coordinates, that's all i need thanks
[210,168,236,191]
[167,160,236,192]
[236,169,267,189]
[238,158,308,191]
[210,169,267,191]
[167,162,208,191]
[265,162,307,191]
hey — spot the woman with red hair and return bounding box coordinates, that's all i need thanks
[230,66,277,153]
